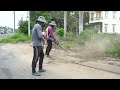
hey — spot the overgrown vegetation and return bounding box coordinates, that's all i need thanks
[56,28,64,37]
[75,27,98,45]
[57,27,98,47]
[105,35,120,57]
[0,33,31,43]
[57,28,120,57]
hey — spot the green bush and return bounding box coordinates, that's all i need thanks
[18,20,33,35]
[18,20,28,35]
[105,37,120,57]
[59,39,74,49]
[76,27,98,45]
[0,33,31,43]
[56,28,64,37]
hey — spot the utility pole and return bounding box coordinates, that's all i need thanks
[28,11,30,36]
[64,11,67,39]
[13,11,15,33]
[79,11,83,34]
[76,18,78,37]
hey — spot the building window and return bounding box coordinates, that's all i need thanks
[113,11,116,19]
[96,11,102,20]
[90,12,94,21]
[96,11,101,17]
[105,11,109,18]
[112,24,116,33]
[104,24,108,33]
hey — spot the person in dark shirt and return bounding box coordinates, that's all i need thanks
[31,16,47,76]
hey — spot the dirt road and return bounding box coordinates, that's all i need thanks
[0,43,120,79]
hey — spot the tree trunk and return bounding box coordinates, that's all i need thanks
[79,11,83,34]
[64,11,67,39]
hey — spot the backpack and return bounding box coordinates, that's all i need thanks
[42,27,49,40]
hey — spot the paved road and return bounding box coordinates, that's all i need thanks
[0,43,120,79]
[0,45,14,79]
[0,34,14,39]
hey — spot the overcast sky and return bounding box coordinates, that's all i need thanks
[0,11,28,29]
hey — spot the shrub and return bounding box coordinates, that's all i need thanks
[56,28,64,37]
[0,33,31,43]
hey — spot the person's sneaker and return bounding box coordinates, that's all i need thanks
[32,72,41,76]
[46,55,52,58]
[38,69,46,73]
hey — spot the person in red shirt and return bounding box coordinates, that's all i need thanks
[45,21,57,57]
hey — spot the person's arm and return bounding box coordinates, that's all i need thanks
[36,25,43,40]
[42,39,45,49]
[53,32,56,42]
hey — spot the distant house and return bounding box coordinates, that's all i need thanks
[7,28,13,33]
[0,26,5,34]
[0,26,13,34]
[89,11,120,34]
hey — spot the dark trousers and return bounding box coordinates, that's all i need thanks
[32,46,44,73]
[45,40,52,56]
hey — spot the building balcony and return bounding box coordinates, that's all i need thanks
[95,17,103,20]
[90,17,103,21]
[89,17,103,23]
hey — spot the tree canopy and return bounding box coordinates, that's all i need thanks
[18,11,90,35]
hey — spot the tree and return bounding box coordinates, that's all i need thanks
[18,11,90,36]
[30,11,64,29]
[18,19,28,34]
[83,11,90,29]
[67,11,79,36]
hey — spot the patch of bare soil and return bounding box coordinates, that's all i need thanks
[1,42,120,79]
[1,40,120,67]
[51,37,120,67]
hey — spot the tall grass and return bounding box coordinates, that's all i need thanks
[0,33,31,43]
[105,35,120,57]
[1,27,120,57]
[75,28,98,45]
[58,27,120,57]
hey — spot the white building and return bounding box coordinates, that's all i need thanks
[89,11,120,34]
[7,28,13,34]
[0,26,13,34]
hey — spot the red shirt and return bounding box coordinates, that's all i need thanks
[47,26,56,41]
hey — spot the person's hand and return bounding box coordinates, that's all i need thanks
[49,38,54,42]
[42,45,44,49]
[42,36,45,40]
